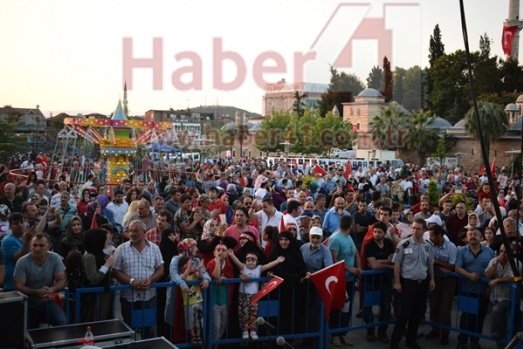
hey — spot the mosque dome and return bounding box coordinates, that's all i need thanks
[357,88,383,97]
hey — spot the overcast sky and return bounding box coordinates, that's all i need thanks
[0,0,515,117]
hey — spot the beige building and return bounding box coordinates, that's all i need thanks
[262,80,328,116]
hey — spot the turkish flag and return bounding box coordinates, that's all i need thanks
[343,161,352,180]
[314,164,328,177]
[250,276,284,304]
[478,158,496,177]
[309,260,346,319]
[502,24,519,56]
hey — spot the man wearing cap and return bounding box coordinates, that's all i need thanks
[299,226,333,348]
[425,225,457,345]
[298,211,313,242]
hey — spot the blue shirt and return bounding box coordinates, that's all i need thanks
[300,243,333,273]
[323,207,350,234]
[328,231,357,281]
[456,244,494,294]
[1,233,23,290]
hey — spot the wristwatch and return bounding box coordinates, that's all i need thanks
[129,278,135,285]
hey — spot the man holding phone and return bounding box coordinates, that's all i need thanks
[474,197,493,227]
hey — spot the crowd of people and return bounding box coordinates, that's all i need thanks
[0,154,522,349]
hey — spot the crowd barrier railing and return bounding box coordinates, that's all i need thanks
[58,269,521,349]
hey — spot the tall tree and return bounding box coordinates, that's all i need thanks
[254,111,292,153]
[366,66,384,91]
[292,90,308,117]
[403,110,440,165]
[474,34,501,96]
[428,24,445,66]
[499,57,523,93]
[0,114,27,162]
[393,67,406,104]
[464,101,508,158]
[369,103,408,149]
[428,50,469,124]
[383,57,393,102]
[318,66,365,117]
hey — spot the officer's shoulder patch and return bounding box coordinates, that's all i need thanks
[425,246,430,252]
[402,240,410,248]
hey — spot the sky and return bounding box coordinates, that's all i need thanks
[0,0,516,118]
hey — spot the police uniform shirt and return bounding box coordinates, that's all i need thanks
[392,237,434,281]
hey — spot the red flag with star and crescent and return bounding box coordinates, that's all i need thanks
[314,164,328,177]
[250,276,284,304]
[309,260,346,319]
[502,24,518,56]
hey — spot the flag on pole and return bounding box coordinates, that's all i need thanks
[502,24,519,56]
[250,276,284,304]
[343,161,352,180]
[314,164,328,177]
[309,260,346,319]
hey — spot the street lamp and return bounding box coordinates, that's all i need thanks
[279,141,293,158]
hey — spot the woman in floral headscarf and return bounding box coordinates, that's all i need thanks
[60,215,86,258]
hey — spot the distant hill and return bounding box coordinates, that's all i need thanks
[190,105,263,120]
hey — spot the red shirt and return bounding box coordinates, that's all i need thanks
[145,227,161,246]
[206,258,234,279]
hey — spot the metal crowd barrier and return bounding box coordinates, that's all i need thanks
[57,270,521,349]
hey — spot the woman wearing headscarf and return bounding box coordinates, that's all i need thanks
[81,201,108,231]
[269,231,308,334]
[197,218,235,266]
[60,215,86,258]
[96,194,116,227]
[81,228,115,322]
[235,231,267,268]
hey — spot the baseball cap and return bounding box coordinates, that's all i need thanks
[309,227,323,237]
[425,215,442,226]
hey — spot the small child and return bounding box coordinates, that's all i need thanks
[178,255,204,345]
[227,249,285,340]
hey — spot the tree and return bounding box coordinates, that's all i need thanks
[383,57,393,102]
[474,34,501,96]
[369,103,408,149]
[432,137,448,166]
[0,115,27,162]
[366,66,384,91]
[393,67,406,104]
[403,110,440,165]
[254,111,292,153]
[289,108,320,154]
[428,50,470,124]
[428,24,445,67]
[464,101,508,158]
[292,90,308,117]
[318,66,365,117]
[314,112,354,155]
[499,57,523,93]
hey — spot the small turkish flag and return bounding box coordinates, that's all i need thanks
[309,260,346,319]
[343,161,352,180]
[314,164,328,176]
[251,276,284,304]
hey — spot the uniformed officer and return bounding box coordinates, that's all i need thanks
[390,218,435,349]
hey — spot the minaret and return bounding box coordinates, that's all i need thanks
[123,82,129,116]
[505,0,523,60]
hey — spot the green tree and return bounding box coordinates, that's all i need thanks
[366,66,384,91]
[499,57,523,93]
[254,111,292,153]
[0,115,27,162]
[369,103,408,150]
[404,110,440,165]
[315,112,354,154]
[402,66,423,111]
[432,137,448,166]
[383,57,393,102]
[289,109,320,154]
[428,50,470,124]
[429,24,445,66]
[474,34,501,96]
[464,101,508,158]
[318,66,365,117]
[393,67,406,104]
[292,90,308,117]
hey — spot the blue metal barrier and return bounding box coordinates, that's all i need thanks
[65,269,521,348]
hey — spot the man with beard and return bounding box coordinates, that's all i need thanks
[353,200,373,252]
[123,199,156,239]
[363,221,394,343]
[485,243,522,344]
[106,189,129,227]
[413,201,432,220]
[299,227,333,349]
[145,210,172,246]
[446,201,468,246]
[454,227,495,349]
[323,197,350,237]
[164,188,181,216]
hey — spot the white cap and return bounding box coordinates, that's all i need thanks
[309,227,323,236]
[425,215,442,226]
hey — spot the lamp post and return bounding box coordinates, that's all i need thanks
[279,141,293,158]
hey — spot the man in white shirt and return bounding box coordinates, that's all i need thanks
[106,189,129,227]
